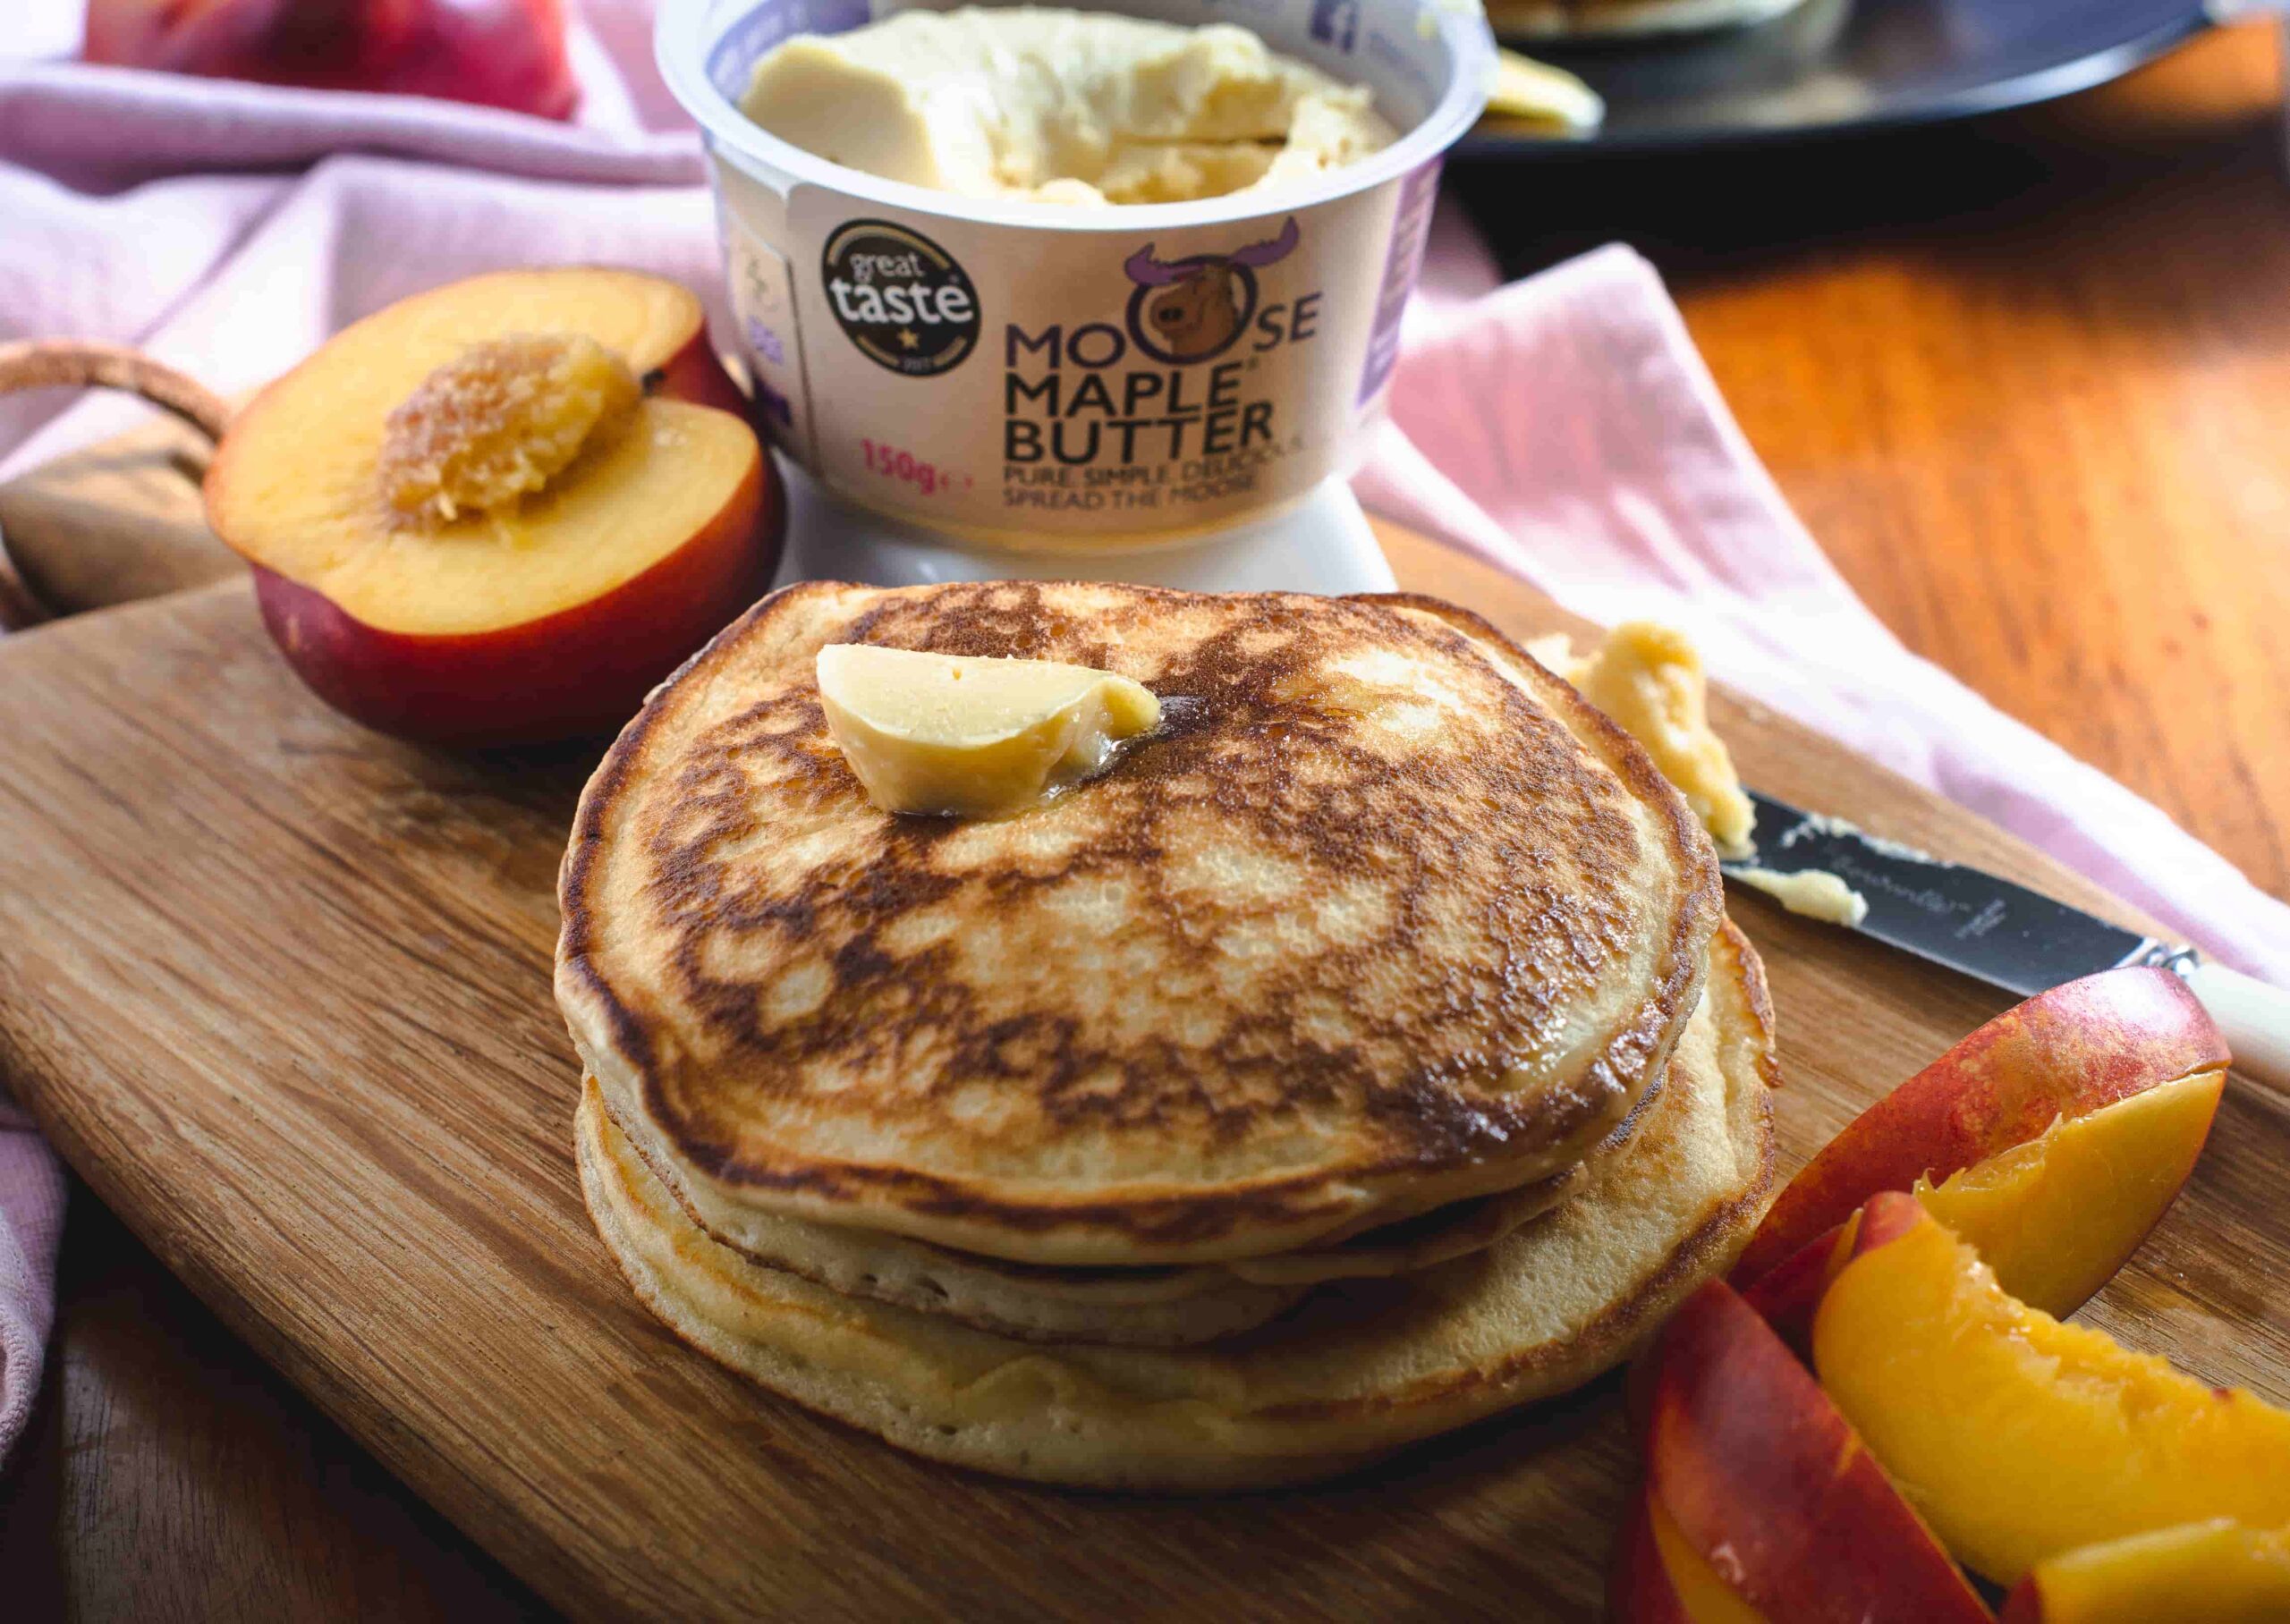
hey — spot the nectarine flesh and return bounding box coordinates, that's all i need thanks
[2001,1519,2290,1623]
[1735,968,2227,1285]
[1812,1193,2290,1585]
[1914,1066,2224,1317]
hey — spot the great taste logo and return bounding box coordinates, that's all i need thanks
[820,220,980,376]
[1122,216,1302,365]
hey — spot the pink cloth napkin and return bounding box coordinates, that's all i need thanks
[4,0,2286,1476]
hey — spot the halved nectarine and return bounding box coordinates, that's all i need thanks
[1627,1281,1990,1622]
[205,267,778,747]
[2001,1519,2290,1622]
[1811,1193,2290,1585]
[1734,968,2227,1286]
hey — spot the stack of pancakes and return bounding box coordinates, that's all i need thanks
[558,580,1778,1490]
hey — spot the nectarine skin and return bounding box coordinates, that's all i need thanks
[1610,1488,1733,1624]
[253,453,776,748]
[1734,968,2227,1285]
[1735,1209,1858,1353]
[1641,1281,1991,1623]
[650,326,752,424]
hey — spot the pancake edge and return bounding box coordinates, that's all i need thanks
[574,921,1778,1492]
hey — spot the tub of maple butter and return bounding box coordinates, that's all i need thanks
[657,0,1494,552]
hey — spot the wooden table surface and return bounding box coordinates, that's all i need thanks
[3,21,2286,1620]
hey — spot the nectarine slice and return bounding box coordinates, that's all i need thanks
[1639,1281,1990,1622]
[205,268,776,746]
[1735,968,2226,1285]
[1748,1065,2224,1337]
[1610,1484,1771,1623]
[1915,1066,2224,1316]
[2001,1520,2290,1622]
[1812,1193,2290,1585]
[1734,1208,1858,1352]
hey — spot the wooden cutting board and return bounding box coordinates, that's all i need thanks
[1,515,2285,1621]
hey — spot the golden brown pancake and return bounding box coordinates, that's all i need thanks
[594,1076,1632,1346]
[559,580,1722,1266]
[576,921,1777,1490]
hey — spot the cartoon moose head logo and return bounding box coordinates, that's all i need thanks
[1122,216,1302,364]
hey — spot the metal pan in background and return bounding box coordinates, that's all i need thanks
[1461,0,2222,156]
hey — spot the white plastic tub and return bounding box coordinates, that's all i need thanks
[658,0,1494,554]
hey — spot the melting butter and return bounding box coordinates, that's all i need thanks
[1549,622,1757,859]
[817,644,1161,817]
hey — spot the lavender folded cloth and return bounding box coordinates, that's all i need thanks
[0,1101,64,1459]
[2,0,2284,1476]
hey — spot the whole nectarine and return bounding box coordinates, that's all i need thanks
[85,0,580,119]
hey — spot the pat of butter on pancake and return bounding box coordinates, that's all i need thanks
[817,643,1161,817]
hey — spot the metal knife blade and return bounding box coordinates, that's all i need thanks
[1720,790,2181,999]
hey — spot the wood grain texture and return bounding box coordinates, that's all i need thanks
[0,556,2283,1623]
[0,1199,546,1623]
[2,22,2286,1617]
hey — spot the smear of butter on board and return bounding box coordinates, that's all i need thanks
[1727,866,1871,927]
[818,643,1161,817]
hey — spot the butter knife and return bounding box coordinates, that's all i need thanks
[1725,790,2290,1095]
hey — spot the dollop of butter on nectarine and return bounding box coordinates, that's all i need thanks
[378,333,640,527]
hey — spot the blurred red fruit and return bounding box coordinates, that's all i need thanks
[83,0,579,120]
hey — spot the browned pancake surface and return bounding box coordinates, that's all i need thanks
[559,580,1719,1264]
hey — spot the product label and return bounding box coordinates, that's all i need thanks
[1356,156,1439,406]
[738,179,1410,547]
[718,202,813,460]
